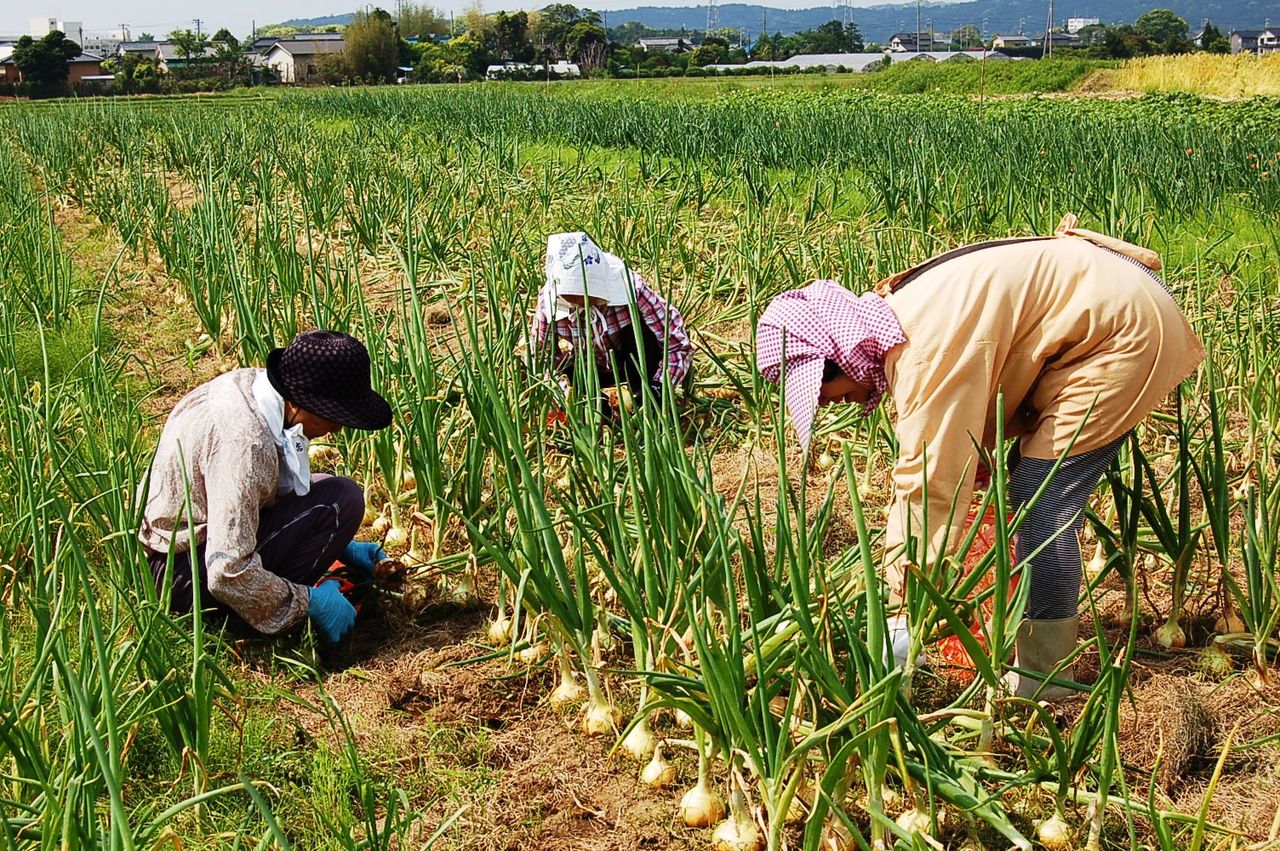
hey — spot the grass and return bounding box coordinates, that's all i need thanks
[1083,52,1280,98]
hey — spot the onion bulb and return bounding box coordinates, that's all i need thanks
[816,451,835,470]
[362,501,380,528]
[441,568,477,604]
[1216,609,1246,635]
[679,777,725,828]
[673,708,694,728]
[401,470,416,491]
[621,716,656,760]
[549,666,585,707]
[383,525,409,552]
[640,743,676,788]
[487,615,512,646]
[1155,619,1186,649]
[580,697,621,736]
[895,807,931,835]
[1036,811,1072,850]
[308,442,340,465]
[712,792,762,851]
[518,641,548,665]
[371,513,391,535]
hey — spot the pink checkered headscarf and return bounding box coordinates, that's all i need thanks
[756,280,905,449]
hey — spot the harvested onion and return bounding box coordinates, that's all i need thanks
[487,615,512,646]
[1154,619,1186,649]
[711,791,762,851]
[1037,811,1072,850]
[383,524,409,552]
[580,697,620,736]
[620,716,656,760]
[549,664,585,707]
[640,743,676,788]
[895,807,931,835]
[679,777,725,828]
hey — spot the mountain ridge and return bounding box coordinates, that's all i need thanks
[284,0,1269,42]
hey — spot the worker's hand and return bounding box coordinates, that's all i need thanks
[341,541,387,576]
[308,580,357,643]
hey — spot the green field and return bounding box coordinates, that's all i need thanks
[0,81,1278,849]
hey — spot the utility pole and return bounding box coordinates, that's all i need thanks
[118,22,130,41]
[916,0,921,51]
[1043,0,1052,57]
[192,17,202,36]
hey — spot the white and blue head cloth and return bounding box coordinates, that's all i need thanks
[543,232,637,320]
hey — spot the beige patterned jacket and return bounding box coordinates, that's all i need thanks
[139,369,311,633]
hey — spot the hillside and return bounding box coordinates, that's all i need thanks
[283,0,1270,42]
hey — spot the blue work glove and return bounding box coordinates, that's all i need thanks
[341,541,387,576]
[308,580,357,643]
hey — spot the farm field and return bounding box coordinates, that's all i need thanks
[0,81,1278,850]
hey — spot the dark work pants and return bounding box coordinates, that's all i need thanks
[565,322,666,406]
[1007,435,1127,620]
[148,473,365,636]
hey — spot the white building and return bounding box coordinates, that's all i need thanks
[992,33,1031,48]
[264,38,345,83]
[1066,17,1100,34]
[30,17,82,43]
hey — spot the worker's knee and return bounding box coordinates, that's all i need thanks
[313,475,365,538]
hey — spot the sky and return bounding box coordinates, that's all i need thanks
[2,0,876,42]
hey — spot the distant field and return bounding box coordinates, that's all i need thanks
[1083,52,1280,98]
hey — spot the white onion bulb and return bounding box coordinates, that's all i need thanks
[1037,811,1072,850]
[640,744,676,788]
[679,778,725,828]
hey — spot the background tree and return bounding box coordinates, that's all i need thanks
[138,32,155,41]
[1199,20,1230,53]
[11,31,81,87]
[210,31,249,83]
[168,28,211,64]
[343,7,401,82]
[399,3,450,38]
[1135,8,1191,52]
[494,11,533,61]
[952,23,981,49]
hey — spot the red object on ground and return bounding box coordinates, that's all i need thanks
[933,505,1019,685]
[545,409,568,430]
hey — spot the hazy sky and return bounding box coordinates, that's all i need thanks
[3,0,864,42]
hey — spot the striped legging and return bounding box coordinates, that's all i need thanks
[1008,434,1127,620]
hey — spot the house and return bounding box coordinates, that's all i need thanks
[1262,29,1280,52]
[1031,31,1081,48]
[635,37,688,52]
[1066,17,1100,34]
[549,60,580,76]
[991,33,1031,48]
[1229,29,1260,53]
[888,32,943,52]
[117,40,160,59]
[264,38,345,83]
[155,41,222,73]
[1,50,103,83]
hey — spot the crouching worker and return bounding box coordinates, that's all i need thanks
[530,231,692,410]
[139,330,394,643]
[756,216,1205,700]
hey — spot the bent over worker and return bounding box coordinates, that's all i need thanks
[140,330,393,643]
[530,231,692,406]
[755,216,1205,700]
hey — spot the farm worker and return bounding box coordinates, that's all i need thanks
[530,231,692,407]
[139,330,393,643]
[755,215,1205,700]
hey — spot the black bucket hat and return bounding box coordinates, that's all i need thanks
[266,330,392,431]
